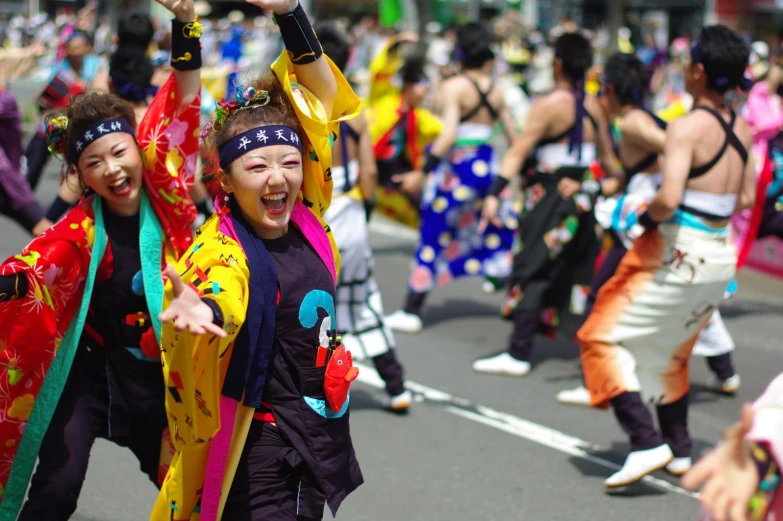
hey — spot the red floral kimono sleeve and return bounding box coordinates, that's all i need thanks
[136,72,201,257]
[0,202,95,495]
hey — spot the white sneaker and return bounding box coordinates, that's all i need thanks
[604,445,674,488]
[665,456,692,476]
[385,310,423,334]
[472,353,531,376]
[382,390,412,413]
[704,373,741,394]
[556,386,592,407]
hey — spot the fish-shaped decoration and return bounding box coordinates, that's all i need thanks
[324,345,359,413]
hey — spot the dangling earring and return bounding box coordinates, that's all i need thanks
[218,193,231,215]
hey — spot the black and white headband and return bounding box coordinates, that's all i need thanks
[218,125,303,171]
[70,118,135,163]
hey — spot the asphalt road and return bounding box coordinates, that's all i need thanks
[2,163,782,521]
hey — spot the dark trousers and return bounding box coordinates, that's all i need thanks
[372,350,405,396]
[224,421,323,521]
[508,308,539,362]
[18,355,163,521]
[24,132,51,191]
[611,391,691,458]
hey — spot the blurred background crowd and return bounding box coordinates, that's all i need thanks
[1,0,782,126]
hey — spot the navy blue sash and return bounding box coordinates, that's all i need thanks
[223,201,280,408]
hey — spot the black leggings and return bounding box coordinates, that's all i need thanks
[18,356,163,521]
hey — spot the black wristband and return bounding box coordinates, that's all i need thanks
[274,3,323,65]
[201,298,224,328]
[170,18,202,71]
[638,210,660,230]
[488,176,510,198]
[422,153,442,175]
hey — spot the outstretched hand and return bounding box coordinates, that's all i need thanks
[682,404,759,521]
[159,266,227,338]
[152,0,196,21]
[245,0,299,15]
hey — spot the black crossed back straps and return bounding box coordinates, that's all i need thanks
[623,108,668,181]
[460,76,499,123]
[688,106,749,179]
[537,111,598,148]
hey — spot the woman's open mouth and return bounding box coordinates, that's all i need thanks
[261,192,288,216]
[108,177,132,196]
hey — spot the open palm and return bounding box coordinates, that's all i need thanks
[160,266,227,338]
[682,404,759,521]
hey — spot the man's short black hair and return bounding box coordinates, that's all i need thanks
[455,21,494,69]
[314,22,351,71]
[554,32,593,84]
[109,46,154,102]
[695,25,750,93]
[400,53,427,85]
[117,12,154,50]
[604,53,650,106]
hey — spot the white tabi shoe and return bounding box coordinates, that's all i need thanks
[385,310,423,334]
[604,445,674,488]
[555,385,592,407]
[704,373,741,394]
[665,456,692,476]
[472,353,531,376]
[383,390,412,414]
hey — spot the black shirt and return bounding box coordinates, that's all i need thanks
[83,200,150,352]
[261,224,335,379]
[256,225,362,514]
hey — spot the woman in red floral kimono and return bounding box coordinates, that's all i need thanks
[0,1,202,519]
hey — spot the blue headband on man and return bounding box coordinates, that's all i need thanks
[70,118,135,163]
[218,125,304,171]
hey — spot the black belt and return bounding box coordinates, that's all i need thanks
[679,203,732,221]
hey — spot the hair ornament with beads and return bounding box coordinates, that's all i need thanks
[45,115,70,157]
[210,85,271,133]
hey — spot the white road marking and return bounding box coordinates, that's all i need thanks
[368,217,419,242]
[353,361,699,499]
